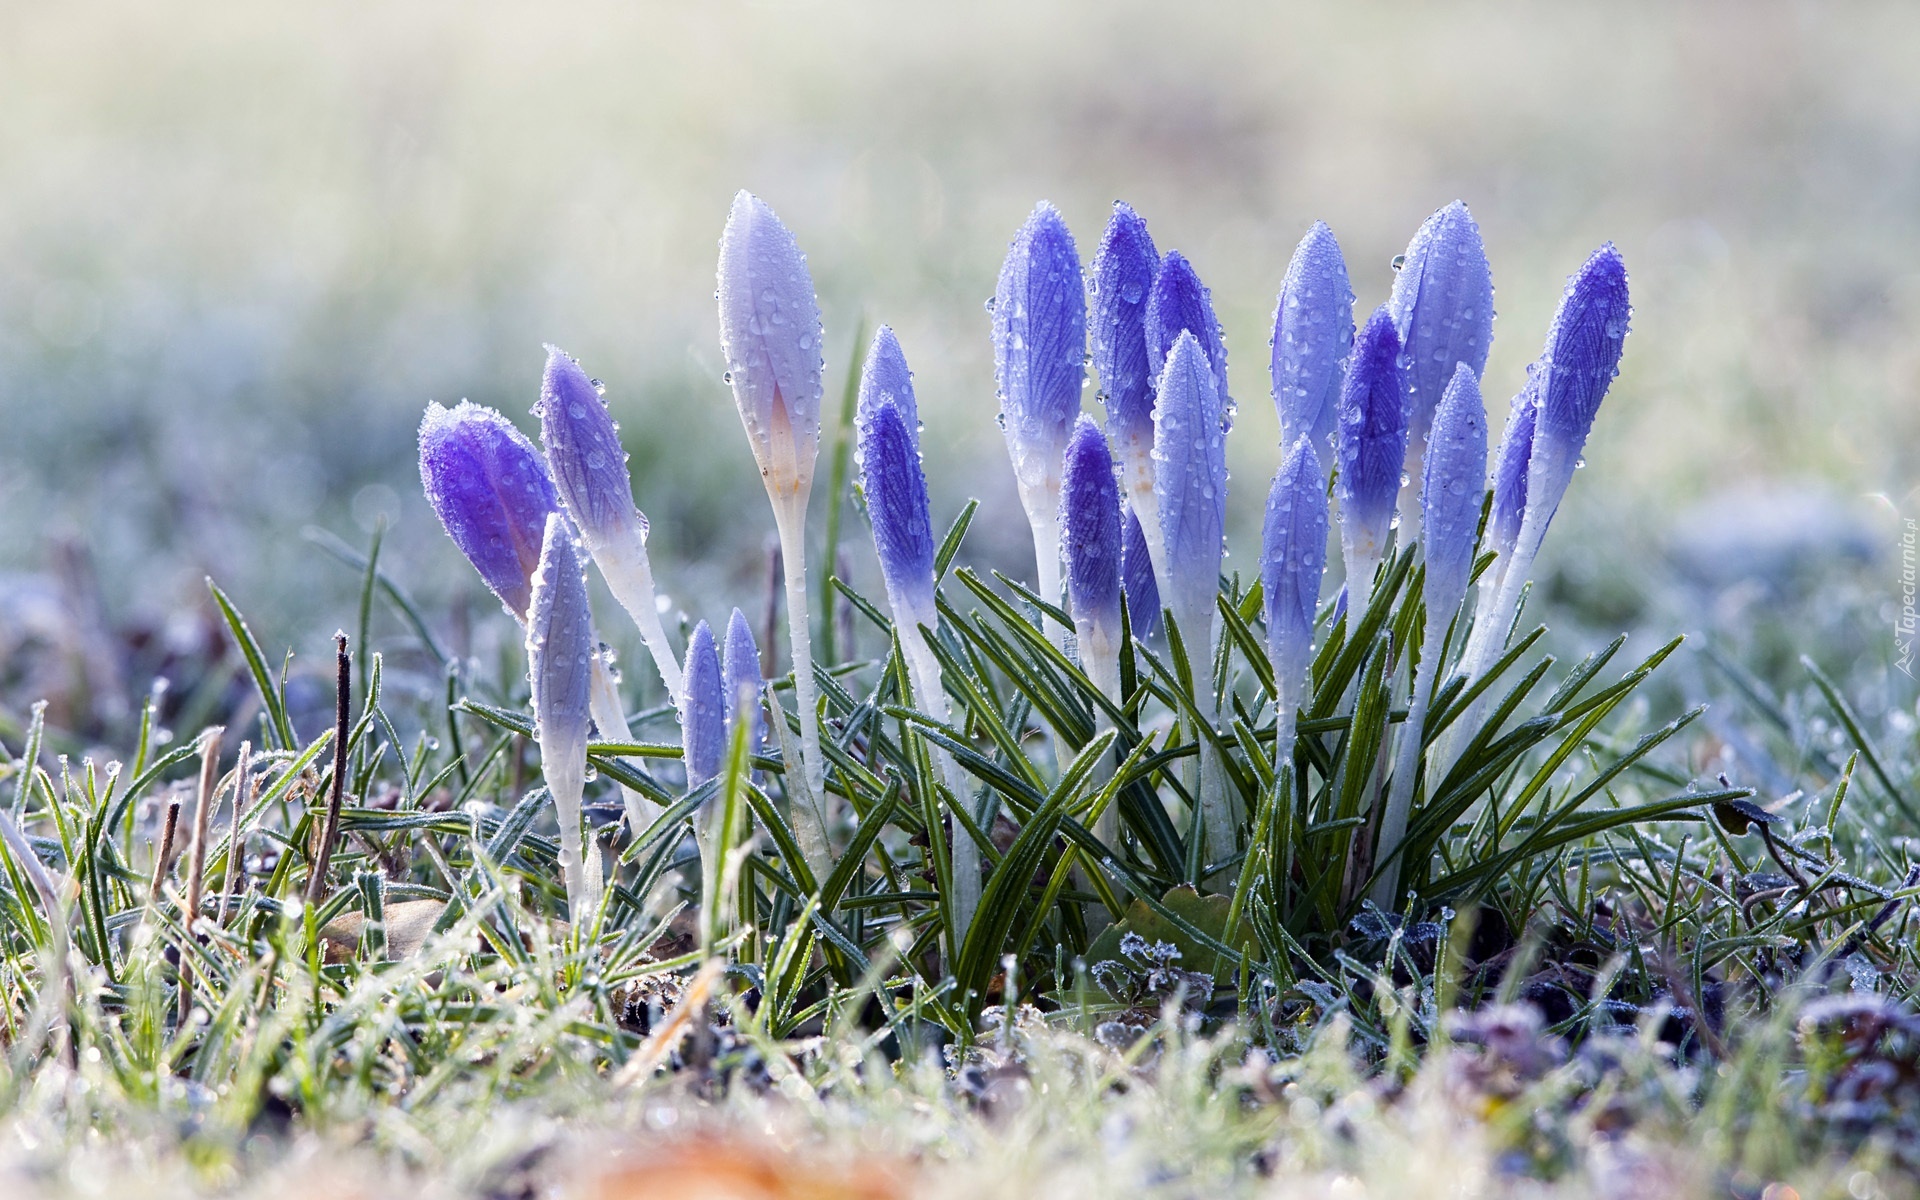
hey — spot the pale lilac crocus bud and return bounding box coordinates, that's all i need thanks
[1374,362,1487,909]
[1261,436,1328,774]
[1122,505,1160,644]
[1486,363,1541,585]
[857,329,938,632]
[1091,202,1159,504]
[1270,223,1354,462]
[1334,306,1411,609]
[1388,201,1494,479]
[716,191,831,873]
[526,513,599,919]
[537,346,684,699]
[681,621,725,794]
[723,607,764,760]
[1061,415,1124,678]
[1145,250,1230,410]
[994,202,1086,626]
[418,401,557,621]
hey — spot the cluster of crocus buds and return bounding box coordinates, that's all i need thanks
[419,186,1629,937]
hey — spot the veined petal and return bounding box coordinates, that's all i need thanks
[418,400,558,621]
[680,620,725,792]
[1421,363,1489,617]
[859,324,918,434]
[1091,202,1160,462]
[718,191,825,497]
[993,202,1087,496]
[1061,415,1123,654]
[1520,244,1630,549]
[537,347,646,551]
[1488,363,1541,566]
[1122,504,1160,642]
[1270,222,1354,459]
[1145,250,1230,416]
[1261,437,1329,689]
[1388,201,1494,464]
[857,335,938,629]
[1335,307,1411,566]
[526,513,594,777]
[1151,330,1228,628]
[723,607,764,759]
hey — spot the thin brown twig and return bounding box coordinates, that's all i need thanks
[218,740,253,926]
[178,726,224,1025]
[148,801,181,907]
[306,633,351,907]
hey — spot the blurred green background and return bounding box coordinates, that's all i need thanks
[2,0,1916,737]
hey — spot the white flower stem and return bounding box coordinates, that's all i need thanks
[542,742,595,924]
[1440,542,1533,776]
[589,525,685,701]
[588,655,661,836]
[901,626,980,947]
[1370,611,1441,910]
[1084,646,1123,851]
[772,498,832,881]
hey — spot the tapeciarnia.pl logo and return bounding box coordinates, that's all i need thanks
[1899,518,1917,679]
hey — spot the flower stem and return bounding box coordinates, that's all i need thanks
[1370,615,1440,910]
[772,499,832,880]
[589,525,684,700]
[901,628,980,948]
[589,654,660,835]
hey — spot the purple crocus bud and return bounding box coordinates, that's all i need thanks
[994,202,1086,504]
[1334,307,1411,601]
[418,401,558,621]
[718,191,825,501]
[1145,251,1230,411]
[1122,505,1160,642]
[723,607,764,759]
[857,330,938,631]
[1518,244,1630,551]
[1150,330,1228,638]
[860,324,918,434]
[1090,203,1160,493]
[1421,363,1489,619]
[1388,202,1494,469]
[1270,223,1354,459]
[1060,416,1124,667]
[680,620,725,793]
[538,346,646,551]
[525,512,596,916]
[1487,364,1541,571]
[1261,437,1329,754]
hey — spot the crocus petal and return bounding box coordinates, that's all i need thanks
[1487,363,1541,566]
[1150,330,1228,630]
[858,331,938,629]
[1122,504,1160,642]
[538,346,647,551]
[1421,363,1489,617]
[419,401,558,620]
[1388,201,1495,465]
[859,324,918,435]
[1261,437,1329,691]
[1335,306,1411,569]
[680,621,725,793]
[1519,244,1630,551]
[1145,251,1231,417]
[1270,222,1354,459]
[1061,415,1123,657]
[1091,202,1160,472]
[723,607,764,759]
[526,513,595,912]
[718,190,825,499]
[993,202,1087,498]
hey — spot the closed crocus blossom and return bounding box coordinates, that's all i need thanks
[1372,363,1488,908]
[1061,416,1124,680]
[723,607,764,760]
[1335,307,1411,609]
[994,202,1086,625]
[1388,202,1494,481]
[716,191,831,874]
[857,331,938,630]
[419,401,558,621]
[537,347,684,699]
[1091,203,1160,500]
[1145,251,1230,409]
[1261,437,1329,774]
[526,513,599,920]
[1486,365,1541,585]
[681,621,725,795]
[1121,505,1160,643]
[1270,223,1354,460]
[1150,329,1235,865]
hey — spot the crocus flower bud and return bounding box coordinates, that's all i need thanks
[1388,201,1494,468]
[1145,251,1230,413]
[1122,505,1160,642]
[1270,223,1354,460]
[1487,364,1541,572]
[1150,330,1228,639]
[994,203,1087,526]
[1061,416,1123,667]
[526,512,597,916]
[723,607,764,760]
[858,329,938,631]
[1335,307,1411,601]
[860,324,918,433]
[1261,437,1329,759]
[538,347,646,551]
[681,620,725,794]
[1091,203,1160,496]
[718,190,825,501]
[1519,244,1630,551]
[418,401,558,620]
[1421,363,1489,620]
